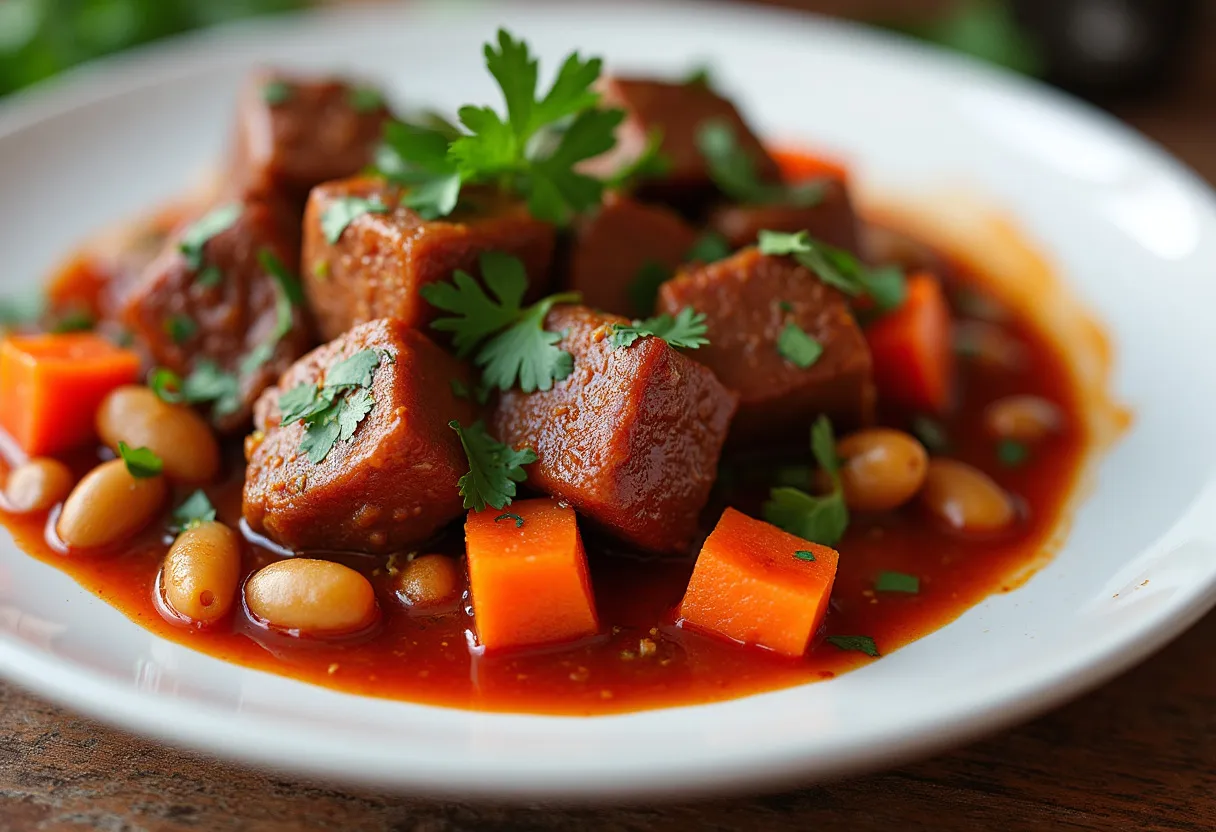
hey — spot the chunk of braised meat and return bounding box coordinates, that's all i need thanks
[229,70,390,205]
[302,177,556,339]
[563,193,699,317]
[657,248,874,445]
[243,319,475,554]
[583,76,779,209]
[490,305,737,554]
[707,176,861,254]
[122,196,312,432]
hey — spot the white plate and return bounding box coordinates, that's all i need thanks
[2,0,1215,801]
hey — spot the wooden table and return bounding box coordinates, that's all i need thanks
[3,5,1215,830]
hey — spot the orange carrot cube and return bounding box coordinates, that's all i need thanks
[0,334,140,457]
[678,507,840,657]
[465,498,599,652]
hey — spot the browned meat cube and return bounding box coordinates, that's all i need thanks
[565,194,699,317]
[230,70,390,204]
[243,319,475,554]
[583,76,779,205]
[707,177,861,254]
[490,305,736,554]
[658,248,874,445]
[302,178,556,339]
[122,196,312,432]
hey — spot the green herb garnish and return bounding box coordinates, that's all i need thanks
[763,415,849,546]
[777,322,822,369]
[164,314,196,344]
[422,251,579,393]
[684,231,732,264]
[117,441,163,479]
[239,249,302,375]
[758,229,907,312]
[793,549,817,562]
[697,119,827,207]
[262,79,293,106]
[50,309,94,333]
[682,64,714,87]
[278,348,394,464]
[449,420,537,511]
[610,308,709,350]
[179,204,242,273]
[170,490,217,534]
[495,513,525,528]
[347,85,384,113]
[875,571,920,594]
[150,362,242,420]
[825,635,880,657]
[997,439,1029,467]
[320,195,390,244]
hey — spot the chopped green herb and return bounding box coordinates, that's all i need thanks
[778,300,794,314]
[449,420,537,511]
[684,231,732,264]
[997,438,1030,467]
[239,249,302,376]
[627,260,670,318]
[696,119,827,207]
[117,441,163,478]
[875,571,920,594]
[826,635,880,657]
[197,265,224,288]
[610,307,709,350]
[347,85,384,113]
[164,314,196,344]
[794,549,817,562]
[179,204,242,272]
[262,79,293,105]
[422,251,579,393]
[278,348,393,464]
[495,512,525,528]
[757,229,907,312]
[170,490,217,534]
[777,322,822,369]
[50,309,94,333]
[150,362,242,420]
[911,415,950,454]
[763,416,849,546]
[320,195,390,244]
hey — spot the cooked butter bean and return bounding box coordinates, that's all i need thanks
[5,458,74,513]
[96,386,220,483]
[837,429,929,512]
[245,559,378,636]
[395,554,462,607]
[984,395,1063,444]
[162,521,241,626]
[920,459,1016,533]
[56,459,166,549]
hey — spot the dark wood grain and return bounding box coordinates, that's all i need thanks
[2,3,1215,830]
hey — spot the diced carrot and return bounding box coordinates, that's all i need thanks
[0,334,141,457]
[770,146,851,184]
[864,272,955,414]
[465,498,599,652]
[678,508,840,657]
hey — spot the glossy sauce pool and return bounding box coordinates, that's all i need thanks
[0,221,1090,715]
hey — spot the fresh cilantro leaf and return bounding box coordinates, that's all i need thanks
[181,362,242,419]
[875,571,920,594]
[811,415,841,477]
[627,261,670,318]
[777,322,822,369]
[337,388,375,442]
[281,349,392,464]
[148,367,185,404]
[528,46,604,133]
[262,79,293,105]
[179,204,242,272]
[164,314,196,344]
[794,549,817,562]
[170,490,216,534]
[278,382,330,425]
[402,172,463,220]
[826,635,880,657]
[763,416,849,546]
[757,229,907,312]
[258,249,305,306]
[911,416,950,453]
[495,512,525,528]
[197,265,223,288]
[374,121,464,220]
[606,128,670,189]
[449,420,537,511]
[300,412,342,465]
[321,195,390,244]
[347,85,384,113]
[611,308,709,350]
[117,441,163,478]
[997,439,1029,467]
[239,249,301,376]
[423,252,579,392]
[524,107,623,224]
[50,309,94,333]
[327,348,391,389]
[685,231,732,263]
[697,120,826,207]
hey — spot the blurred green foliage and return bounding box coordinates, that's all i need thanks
[0,0,313,97]
[880,0,1043,76]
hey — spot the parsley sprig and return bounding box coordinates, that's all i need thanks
[150,362,242,420]
[696,120,827,207]
[421,251,579,393]
[758,229,907,312]
[449,420,537,511]
[117,442,163,479]
[170,490,217,534]
[763,415,849,546]
[179,203,242,286]
[610,308,709,350]
[278,348,394,464]
[373,29,622,224]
